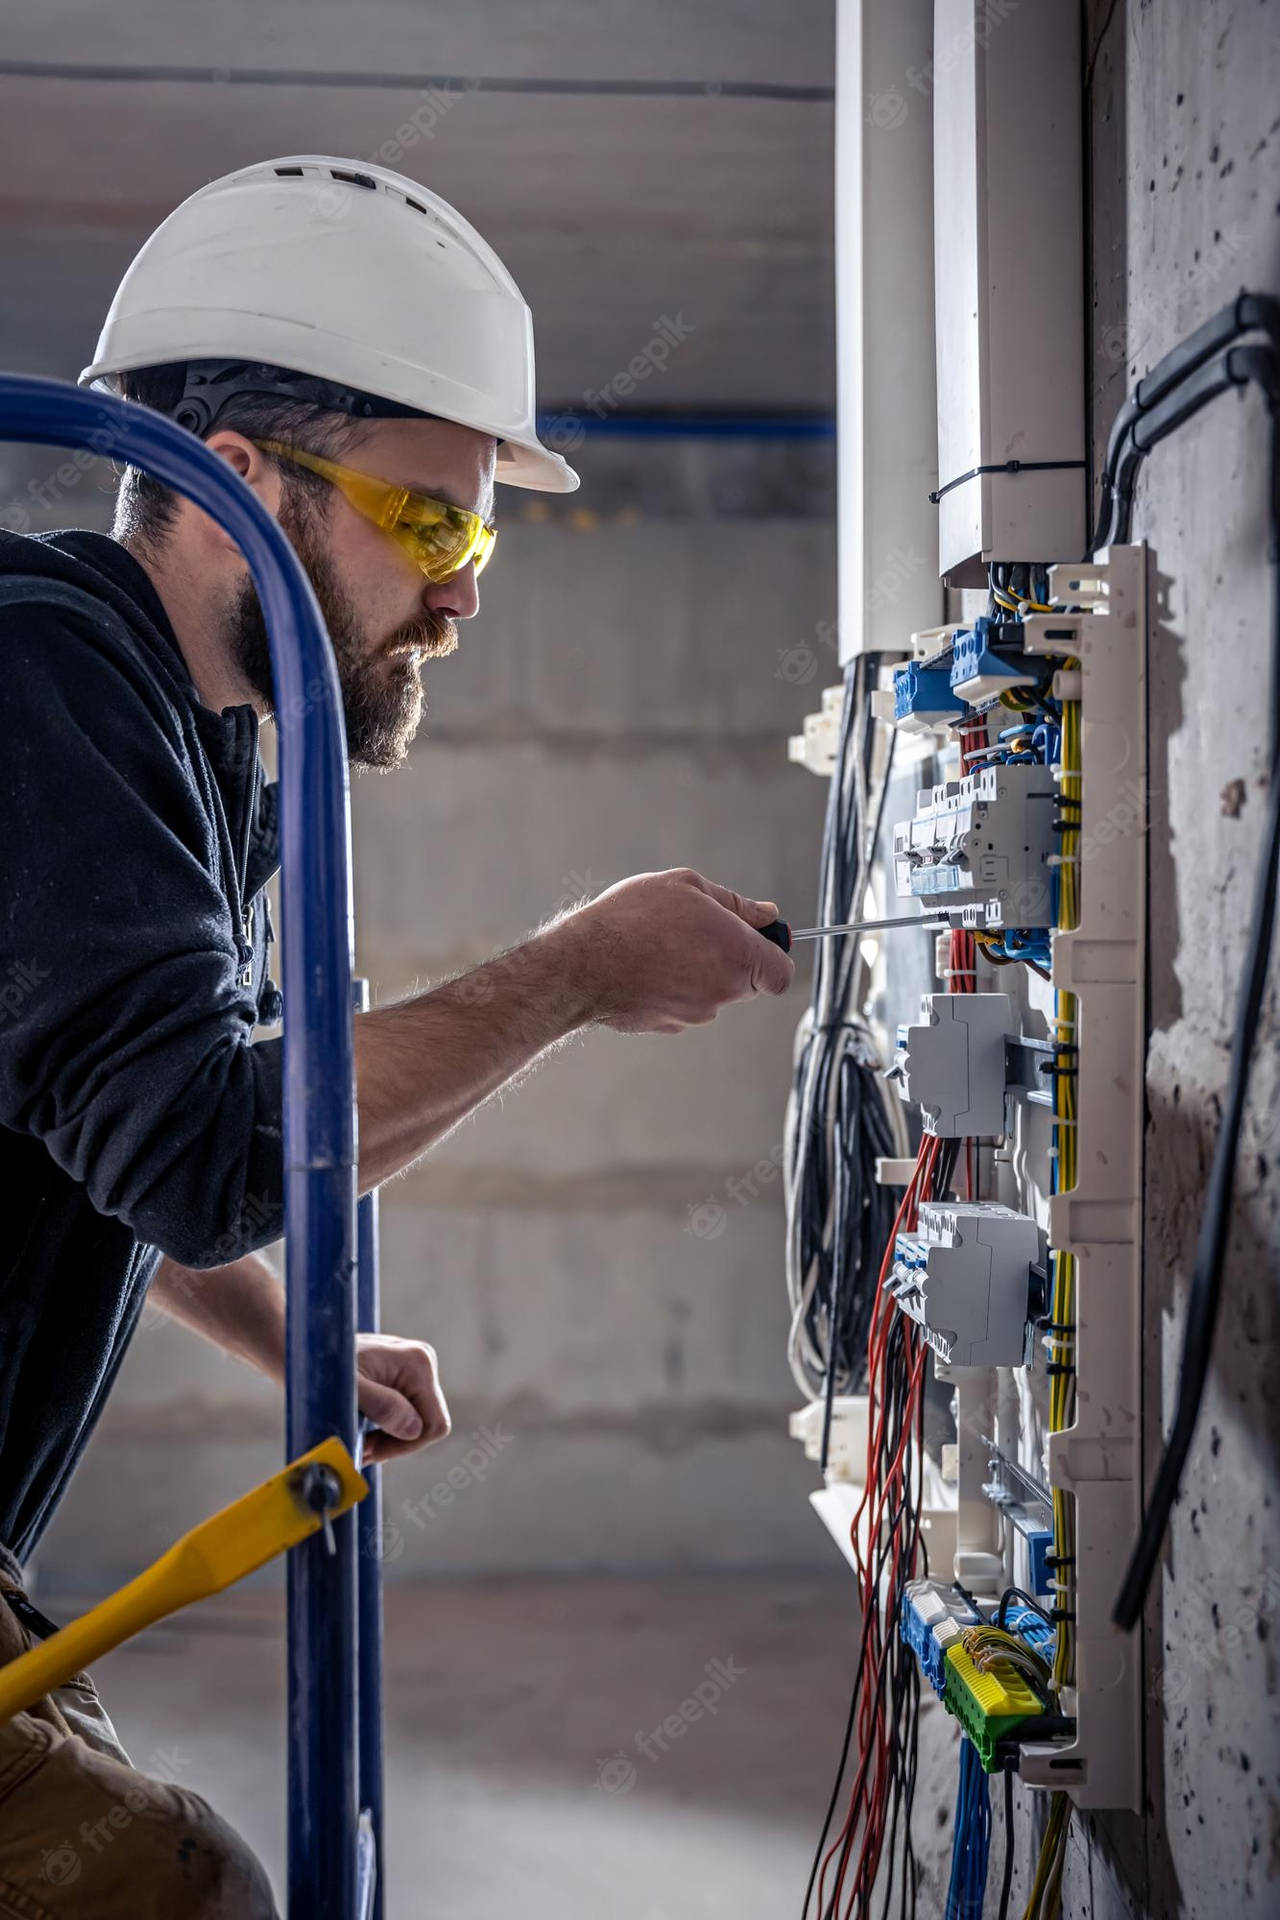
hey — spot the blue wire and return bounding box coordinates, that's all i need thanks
[946,1739,993,1920]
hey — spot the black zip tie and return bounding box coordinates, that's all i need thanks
[1045,1555,1076,1570]
[1050,1607,1077,1624]
[928,457,1087,505]
[1045,1362,1076,1377]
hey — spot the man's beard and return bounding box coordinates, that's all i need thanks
[228,490,457,770]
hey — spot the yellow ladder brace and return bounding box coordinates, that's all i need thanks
[0,1437,366,1723]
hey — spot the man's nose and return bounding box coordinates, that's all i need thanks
[423,561,479,622]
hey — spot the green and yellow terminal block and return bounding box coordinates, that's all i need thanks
[942,1642,1043,1771]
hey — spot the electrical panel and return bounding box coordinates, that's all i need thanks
[787,546,1148,1823]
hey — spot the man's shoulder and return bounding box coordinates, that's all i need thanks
[0,530,192,741]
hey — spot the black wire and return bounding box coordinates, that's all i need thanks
[997,1766,1016,1920]
[1115,355,1280,1628]
[1091,293,1280,554]
[997,1586,1054,1630]
[795,656,903,1414]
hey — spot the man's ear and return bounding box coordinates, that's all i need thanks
[198,432,285,556]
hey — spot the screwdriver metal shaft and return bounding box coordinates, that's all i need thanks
[789,912,951,940]
[759,913,950,953]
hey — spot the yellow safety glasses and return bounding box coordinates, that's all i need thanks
[253,439,496,583]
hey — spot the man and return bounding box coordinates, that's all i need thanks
[0,156,793,1913]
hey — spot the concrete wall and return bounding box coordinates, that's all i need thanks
[997,5,1280,1914]
[1091,3,1280,1914]
[35,438,839,1589]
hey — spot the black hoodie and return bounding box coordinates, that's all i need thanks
[0,529,285,1558]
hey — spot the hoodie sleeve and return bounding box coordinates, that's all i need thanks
[0,600,284,1268]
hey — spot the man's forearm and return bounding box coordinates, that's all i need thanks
[150,1255,450,1461]
[150,1251,286,1377]
[355,917,593,1189]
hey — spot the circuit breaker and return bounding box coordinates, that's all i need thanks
[892,991,1016,1137]
[891,764,1056,923]
[888,1200,1042,1368]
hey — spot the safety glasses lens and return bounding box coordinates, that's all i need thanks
[398,511,495,582]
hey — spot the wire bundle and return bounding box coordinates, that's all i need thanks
[804,1132,962,1919]
[1019,1792,1069,1920]
[944,1739,992,1920]
[786,657,909,1416]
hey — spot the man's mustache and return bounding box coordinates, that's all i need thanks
[387,610,457,659]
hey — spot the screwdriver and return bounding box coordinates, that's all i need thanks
[759,913,951,954]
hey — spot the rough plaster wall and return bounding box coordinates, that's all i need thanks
[1069,3,1280,1914]
[923,5,1280,1912]
[866,6,1280,1913]
[34,445,839,1588]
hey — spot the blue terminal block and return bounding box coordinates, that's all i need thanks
[893,660,967,727]
[900,1578,982,1697]
[949,617,1037,702]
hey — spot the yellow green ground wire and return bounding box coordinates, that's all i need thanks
[1023,675,1082,1920]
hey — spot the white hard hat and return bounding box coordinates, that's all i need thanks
[80,154,579,493]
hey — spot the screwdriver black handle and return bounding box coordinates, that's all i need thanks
[759,918,792,954]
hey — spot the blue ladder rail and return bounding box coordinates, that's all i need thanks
[0,375,375,1919]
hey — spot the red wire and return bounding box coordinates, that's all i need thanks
[818,901,982,1914]
[819,1137,939,1917]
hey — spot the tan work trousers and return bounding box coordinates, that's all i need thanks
[0,1547,277,1918]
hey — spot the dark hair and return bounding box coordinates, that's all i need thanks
[112,362,377,551]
